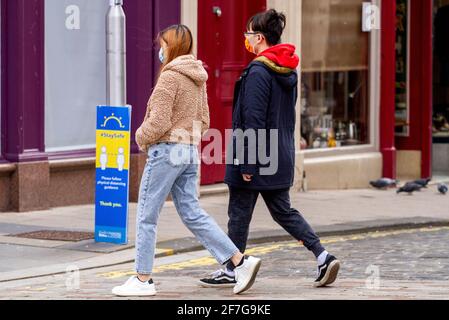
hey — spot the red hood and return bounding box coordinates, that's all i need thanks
[258,44,300,70]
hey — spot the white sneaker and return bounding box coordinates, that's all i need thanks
[233,256,262,295]
[112,276,157,297]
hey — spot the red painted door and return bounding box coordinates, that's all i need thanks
[198,0,266,185]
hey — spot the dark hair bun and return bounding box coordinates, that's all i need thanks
[247,9,287,45]
[266,9,286,30]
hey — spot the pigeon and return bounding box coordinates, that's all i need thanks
[397,183,423,195]
[369,178,399,190]
[438,183,448,195]
[412,178,432,188]
[403,181,425,192]
[381,178,399,186]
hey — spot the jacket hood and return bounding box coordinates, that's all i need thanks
[163,55,208,86]
[275,69,298,89]
[258,44,300,70]
[253,57,298,89]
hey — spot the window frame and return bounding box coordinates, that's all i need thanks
[394,0,411,138]
[301,0,381,158]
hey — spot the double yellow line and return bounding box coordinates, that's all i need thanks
[99,226,449,279]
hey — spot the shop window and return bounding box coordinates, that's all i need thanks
[0,5,2,158]
[301,0,370,149]
[45,0,109,152]
[433,0,449,175]
[433,0,449,140]
[395,0,410,136]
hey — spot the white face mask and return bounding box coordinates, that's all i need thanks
[159,47,164,64]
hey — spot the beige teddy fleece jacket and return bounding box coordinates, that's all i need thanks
[135,55,210,153]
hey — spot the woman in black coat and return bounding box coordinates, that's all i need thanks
[200,9,341,289]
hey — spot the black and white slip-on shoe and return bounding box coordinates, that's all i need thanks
[199,269,237,288]
[314,254,341,288]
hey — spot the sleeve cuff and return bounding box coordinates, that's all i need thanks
[240,164,257,176]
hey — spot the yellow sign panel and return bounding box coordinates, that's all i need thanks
[96,130,130,171]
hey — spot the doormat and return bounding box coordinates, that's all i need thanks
[11,230,95,242]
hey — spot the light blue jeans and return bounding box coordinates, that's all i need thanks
[136,143,239,274]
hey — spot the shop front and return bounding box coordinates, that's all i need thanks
[2,0,442,212]
[389,0,434,181]
[432,0,449,179]
[0,0,181,212]
[44,0,181,207]
[392,0,432,180]
[187,0,383,190]
[299,0,441,188]
[298,0,382,189]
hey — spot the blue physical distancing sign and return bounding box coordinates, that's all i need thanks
[95,105,132,244]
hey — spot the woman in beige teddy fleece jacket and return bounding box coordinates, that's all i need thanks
[112,24,261,297]
[134,48,210,151]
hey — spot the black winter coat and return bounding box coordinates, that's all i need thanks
[224,60,298,190]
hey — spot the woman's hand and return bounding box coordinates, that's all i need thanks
[242,174,253,182]
[135,127,148,153]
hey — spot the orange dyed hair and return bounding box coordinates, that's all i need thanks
[157,24,194,71]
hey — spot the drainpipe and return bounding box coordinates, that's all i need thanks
[106,0,127,106]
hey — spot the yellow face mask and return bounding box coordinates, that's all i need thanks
[245,38,255,54]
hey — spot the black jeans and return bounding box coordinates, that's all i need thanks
[226,186,325,266]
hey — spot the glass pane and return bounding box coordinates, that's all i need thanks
[302,0,369,72]
[0,4,2,157]
[395,0,410,136]
[301,0,370,150]
[433,0,449,140]
[45,0,109,151]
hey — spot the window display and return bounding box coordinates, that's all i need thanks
[395,0,409,136]
[300,0,370,150]
[433,0,449,140]
[45,0,109,151]
[0,6,2,157]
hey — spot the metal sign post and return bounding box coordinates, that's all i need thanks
[107,0,127,106]
[95,0,131,244]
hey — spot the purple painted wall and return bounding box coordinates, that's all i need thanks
[0,0,181,161]
[1,0,46,163]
